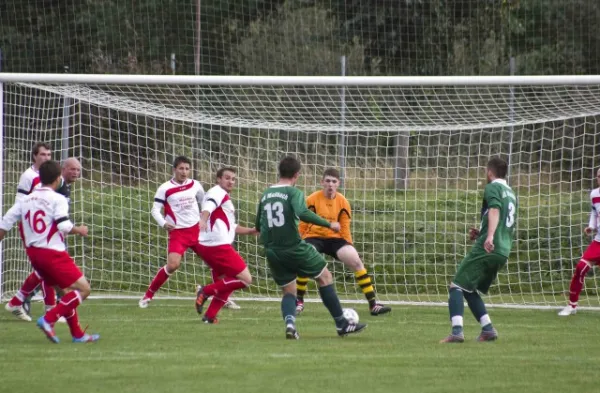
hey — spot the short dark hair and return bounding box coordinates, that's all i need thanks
[172,156,191,168]
[278,156,302,179]
[31,142,51,162]
[39,160,62,186]
[487,157,508,179]
[323,168,340,180]
[216,167,236,178]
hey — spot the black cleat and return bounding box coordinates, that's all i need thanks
[477,328,498,342]
[195,286,210,315]
[337,322,367,337]
[285,326,300,340]
[370,303,391,316]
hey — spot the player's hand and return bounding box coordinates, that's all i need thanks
[585,227,594,235]
[484,235,494,253]
[250,228,260,236]
[164,223,176,232]
[468,227,480,241]
[199,220,208,232]
[330,222,341,232]
[76,225,89,237]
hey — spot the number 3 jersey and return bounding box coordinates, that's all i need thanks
[0,187,73,252]
[475,179,518,257]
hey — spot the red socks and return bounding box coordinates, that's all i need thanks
[202,278,247,297]
[9,271,41,306]
[144,266,171,299]
[44,290,82,324]
[569,260,592,307]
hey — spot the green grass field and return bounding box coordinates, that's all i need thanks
[1,299,599,393]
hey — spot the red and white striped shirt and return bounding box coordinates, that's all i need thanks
[0,187,73,252]
[151,179,204,229]
[199,185,237,246]
[588,188,600,242]
[16,166,41,202]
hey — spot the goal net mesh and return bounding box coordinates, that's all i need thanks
[2,79,600,308]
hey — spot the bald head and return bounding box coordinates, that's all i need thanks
[61,158,81,184]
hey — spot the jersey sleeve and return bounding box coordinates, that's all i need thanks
[590,191,598,229]
[291,189,331,228]
[54,196,74,233]
[298,193,315,237]
[484,184,502,210]
[339,197,353,244]
[15,172,32,202]
[151,185,167,228]
[0,202,23,231]
[202,187,227,214]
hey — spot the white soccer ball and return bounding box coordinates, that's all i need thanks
[342,308,359,324]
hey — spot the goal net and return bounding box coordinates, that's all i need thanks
[2,73,600,309]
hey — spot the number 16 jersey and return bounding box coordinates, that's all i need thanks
[475,179,518,257]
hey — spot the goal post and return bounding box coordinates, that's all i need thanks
[2,72,600,309]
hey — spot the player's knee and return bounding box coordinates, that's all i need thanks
[77,281,91,299]
[316,268,333,286]
[237,269,252,286]
[166,256,181,273]
[576,260,592,275]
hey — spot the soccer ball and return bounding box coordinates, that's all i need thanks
[342,308,359,324]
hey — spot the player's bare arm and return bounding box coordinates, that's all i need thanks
[70,225,89,237]
[235,226,259,236]
[484,208,500,253]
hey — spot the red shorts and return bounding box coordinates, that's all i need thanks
[195,244,247,277]
[168,225,201,255]
[582,240,600,264]
[26,247,83,289]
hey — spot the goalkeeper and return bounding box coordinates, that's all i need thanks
[296,168,391,316]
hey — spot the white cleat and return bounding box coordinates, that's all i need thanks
[57,316,67,323]
[224,300,241,310]
[138,297,151,309]
[5,302,32,322]
[558,305,577,316]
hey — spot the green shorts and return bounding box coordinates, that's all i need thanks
[265,241,327,286]
[452,248,507,294]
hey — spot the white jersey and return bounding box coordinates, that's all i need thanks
[151,179,204,229]
[16,166,41,202]
[0,187,74,252]
[199,185,237,246]
[588,188,600,242]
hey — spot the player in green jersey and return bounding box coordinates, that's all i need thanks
[256,156,368,339]
[441,157,517,343]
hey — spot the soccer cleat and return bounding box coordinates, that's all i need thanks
[223,300,241,310]
[23,299,32,316]
[5,302,32,322]
[558,305,577,316]
[36,316,59,344]
[195,286,210,315]
[477,328,498,342]
[138,297,151,309]
[439,333,465,343]
[72,333,100,343]
[295,300,304,315]
[337,322,368,337]
[202,316,219,324]
[285,325,300,340]
[370,303,392,316]
[57,316,67,324]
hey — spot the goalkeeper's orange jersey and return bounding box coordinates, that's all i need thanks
[299,190,353,244]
